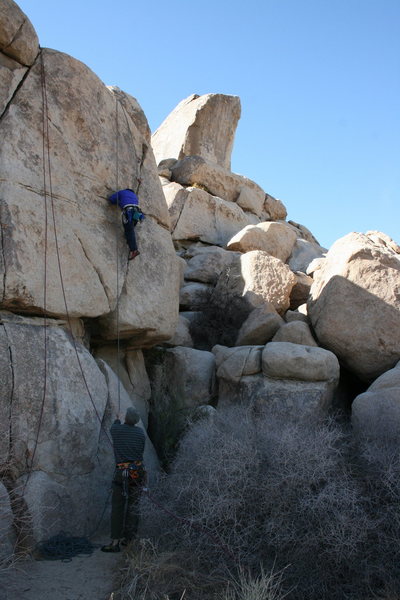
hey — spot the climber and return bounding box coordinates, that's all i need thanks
[108,188,145,260]
[101,407,146,553]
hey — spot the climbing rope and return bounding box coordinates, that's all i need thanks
[37,50,113,449]
[22,51,51,493]
[115,97,121,415]
[35,531,97,561]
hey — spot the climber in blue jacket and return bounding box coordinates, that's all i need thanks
[108,189,145,260]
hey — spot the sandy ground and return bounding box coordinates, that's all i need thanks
[1,536,125,600]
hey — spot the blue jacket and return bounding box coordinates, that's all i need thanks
[108,189,139,210]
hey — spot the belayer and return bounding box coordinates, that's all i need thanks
[108,188,145,260]
[101,407,146,553]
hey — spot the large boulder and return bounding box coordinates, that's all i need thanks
[0,46,175,333]
[262,342,339,382]
[240,251,297,314]
[152,93,241,170]
[145,346,216,462]
[166,184,255,246]
[0,313,113,541]
[170,155,265,216]
[352,361,400,441]
[227,221,298,261]
[271,321,318,346]
[213,344,263,382]
[0,0,39,66]
[205,252,296,347]
[308,232,400,381]
[218,375,338,417]
[235,305,284,346]
[218,342,340,416]
[184,245,240,284]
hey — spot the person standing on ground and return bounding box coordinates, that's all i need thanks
[108,188,145,260]
[101,407,146,552]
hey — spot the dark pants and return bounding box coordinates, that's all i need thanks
[122,209,138,252]
[111,470,142,540]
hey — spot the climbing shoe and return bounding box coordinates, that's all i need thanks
[101,542,120,553]
[128,250,140,260]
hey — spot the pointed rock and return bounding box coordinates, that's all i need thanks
[152,93,241,170]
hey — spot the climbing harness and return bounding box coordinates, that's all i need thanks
[117,460,145,490]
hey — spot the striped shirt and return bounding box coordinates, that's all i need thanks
[110,420,145,464]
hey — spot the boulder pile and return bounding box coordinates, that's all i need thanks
[1,0,400,554]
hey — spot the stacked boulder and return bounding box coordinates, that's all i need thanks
[0,0,179,547]
[147,92,338,453]
[149,92,400,454]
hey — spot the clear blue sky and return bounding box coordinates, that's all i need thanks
[17,0,400,249]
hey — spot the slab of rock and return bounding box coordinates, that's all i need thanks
[260,193,287,221]
[152,93,241,170]
[184,245,240,284]
[352,361,400,441]
[262,341,339,382]
[289,238,326,273]
[290,271,313,309]
[227,221,297,261]
[213,344,262,382]
[0,47,171,323]
[218,374,337,416]
[168,185,255,246]
[235,305,283,346]
[241,251,297,314]
[98,219,181,344]
[0,314,123,542]
[0,0,39,66]
[170,155,265,216]
[271,321,318,346]
[1,315,108,477]
[308,232,400,381]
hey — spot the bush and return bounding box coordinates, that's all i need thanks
[137,406,400,599]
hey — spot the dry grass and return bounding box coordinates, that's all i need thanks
[136,405,400,599]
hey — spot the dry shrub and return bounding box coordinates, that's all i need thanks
[138,405,400,599]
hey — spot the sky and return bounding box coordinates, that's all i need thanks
[16,0,400,249]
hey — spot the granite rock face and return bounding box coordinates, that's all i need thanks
[0,46,178,345]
